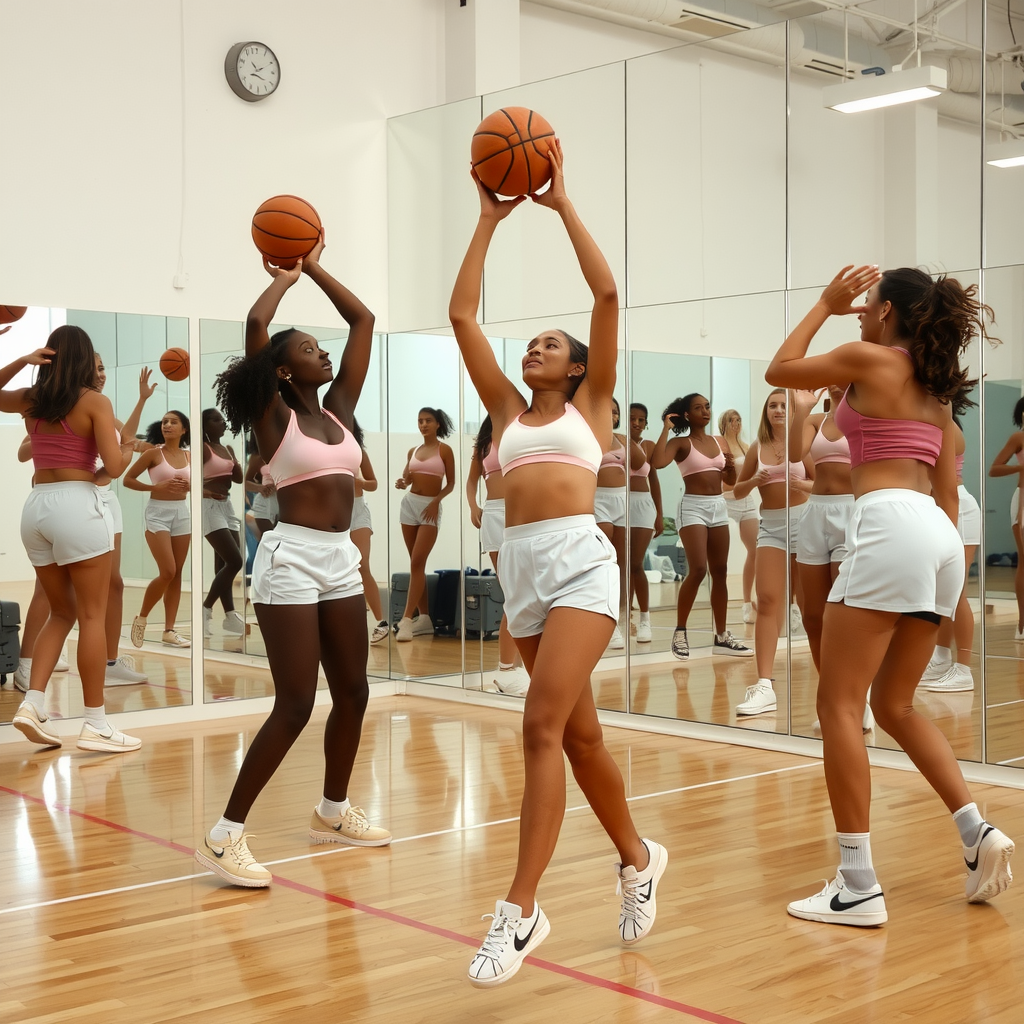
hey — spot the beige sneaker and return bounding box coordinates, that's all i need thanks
[13,701,62,748]
[395,617,414,642]
[195,833,272,888]
[309,806,392,847]
[130,615,147,647]
[78,721,142,753]
[162,630,191,648]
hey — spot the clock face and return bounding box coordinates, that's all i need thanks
[235,43,279,98]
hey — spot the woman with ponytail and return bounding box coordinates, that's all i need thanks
[767,265,1012,927]
[194,234,390,888]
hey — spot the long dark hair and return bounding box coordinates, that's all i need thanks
[145,410,191,447]
[27,325,99,421]
[475,415,493,459]
[352,416,365,449]
[1013,397,1024,430]
[663,394,702,436]
[215,328,301,435]
[876,268,991,410]
[420,406,454,439]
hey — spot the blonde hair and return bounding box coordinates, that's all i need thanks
[757,389,786,447]
[718,408,748,455]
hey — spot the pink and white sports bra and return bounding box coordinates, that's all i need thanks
[148,446,191,485]
[30,418,99,472]
[409,445,446,478]
[204,444,235,480]
[809,424,851,466]
[677,439,726,478]
[600,442,626,471]
[266,407,361,489]
[630,458,651,479]
[481,444,501,479]
[757,449,809,484]
[498,402,602,476]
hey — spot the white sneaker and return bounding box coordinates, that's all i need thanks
[13,701,61,748]
[468,900,550,987]
[396,617,414,642]
[222,610,245,634]
[787,869,887,927]
[203,607,213,638]
[636,620,652,643]
[607,625,625,650]
[742,602,755,624]
[13,659,30,693]
[494,666,530,697]
[370,620,389,645]
[920,662,974,693]
[617,839,668,945]
[195,832,272,888]
[77,721,142,753]
[411,614,434,636]
[130,615,147,648]
[736,679,776,716]
[920,653,952,684]
[964,825,1014,903]
[790,606,804,635]
[105,655,148,686]
[54,644,70,672]
[161,630,191,648]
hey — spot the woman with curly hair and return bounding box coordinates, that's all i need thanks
[769,265,1013,926]
[194,234,390,888]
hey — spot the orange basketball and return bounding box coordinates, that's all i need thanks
[251,195,322,269]
[160,347,190,382]
[471,107,555,197]
[0,305,27,325]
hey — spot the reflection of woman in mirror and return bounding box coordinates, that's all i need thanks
[627,403,663,643]
[243,439,277,537]
[124,411,192,648]
[196,234,390,889]
[450,139,665,986]
[719,409,758,623]
[768,265,1012,926]
[4,326,140,753]
[652,394,752,663]
[988,397,1024,641]
[731,389,813,715]
[594,397,630,649]
[350,418,389,645]
[200,407,245,639]
[393,406,455,641]
[467,414,529,694]
[919,412,980,692]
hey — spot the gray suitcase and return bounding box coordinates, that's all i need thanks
[458,575,505,639]
[0,600,21,685]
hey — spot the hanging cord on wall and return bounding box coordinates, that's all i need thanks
[173,0,188,289]
[1010,0,1018,46]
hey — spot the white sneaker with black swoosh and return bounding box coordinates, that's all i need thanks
[787,869,887,927]
[618,838,668,944]
[964,824,1014,903]
[468,900,550,987]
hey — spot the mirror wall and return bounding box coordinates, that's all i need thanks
[0,308,192,729]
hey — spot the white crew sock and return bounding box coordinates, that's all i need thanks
[932,645,953,666]
[953,802,985,847]
[837,831,877,892]
[25,689,45,713]
[83,704,107,731]
[639,612,650,625]
[210,816,245,842]
[318,797,350,820]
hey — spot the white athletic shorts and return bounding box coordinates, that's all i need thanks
[828,489,963,618]
[251,491,279,522]
[21,482,115,568]
[400,491,441,527]
[594,486,627,528]
[757,504,806,554]
[629,491,657,531]
[1011,488,1021,529]
[350,495,372,533]
[251,522,363,605]
[676,493,729,530]
[796,494,854,566]
[725,491,760,523]
[498,514,618,638]
[957,485,981,546]
[98,486,123,535]
[145,498,191,537]
[203,496,241,536]
[480,498,505,553]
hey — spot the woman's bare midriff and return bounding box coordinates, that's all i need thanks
[484,473,506,501]
[681,467,724,497]
[758,480,809,511]
[851,459,935,498]
[811,462,853,496]
[277,474,357,532]
[503,463,599,526]
[408,472,443,498]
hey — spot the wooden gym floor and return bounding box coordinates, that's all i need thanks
[2,694,1023,1024]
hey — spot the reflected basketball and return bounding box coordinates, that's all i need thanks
[251,195,322,269]
[471,107,555,197]
[0,305,27,325]
[160,347,190,382]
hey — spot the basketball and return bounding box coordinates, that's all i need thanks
[160,347,190,382]
[0,305,27,325]
[471,107,555,197]
[251,195,322,269]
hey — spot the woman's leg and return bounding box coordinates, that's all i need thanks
[706,524,731,634]
[952,544,977,665]
[1011,522,1023,632]
[402,523,438,620]
[20,577,51,658]
[489,550,518,668]
[611,525,628,623]
[28,564,76,693]
[162,534,192,631]
[753,545,787,680]
[675,525,709,628]
[105,533,125,660]
[352,527,384,621]
[797,561,834,672]
[203,528,243,613]
[629,526,654,615]
[139,531,176,617]
[739,517,758,605]
[64,554,114,709]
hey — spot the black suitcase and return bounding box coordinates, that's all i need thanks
[431,569,462,637]
[459,574,505,639]
[0,600,21,685]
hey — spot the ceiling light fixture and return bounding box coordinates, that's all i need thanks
[986,138,1024,167]
[822,65,948,114]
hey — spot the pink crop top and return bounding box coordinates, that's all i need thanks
[757,450,809,484]
[955,453,965,476]
[600,442,626,471]
[481,444,501,479]
[409,445,446,478]
[809,425,851,466]
[148,447,191,485]
[498,402,602,476]
[677,439,726,478]
[833,391,943,469]
[30,418,99,472]
[631,460,651,479]
[266,408,361,489]
[204,444,236,480]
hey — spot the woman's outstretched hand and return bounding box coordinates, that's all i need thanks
[819,265,881,316]
[530,137,567,210]
[263,257,304,285]
[473,169,526,222]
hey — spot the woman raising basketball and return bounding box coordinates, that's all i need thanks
[769,265,1012,926]
[450,140,666,987]
[394,407,455,641]
[195,234,389,888]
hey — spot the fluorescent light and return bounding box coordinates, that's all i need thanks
[823,65,947,114]
[987,139,1024,168]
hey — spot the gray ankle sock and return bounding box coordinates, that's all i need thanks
[838,831,878,892]
[953,803,985,847]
